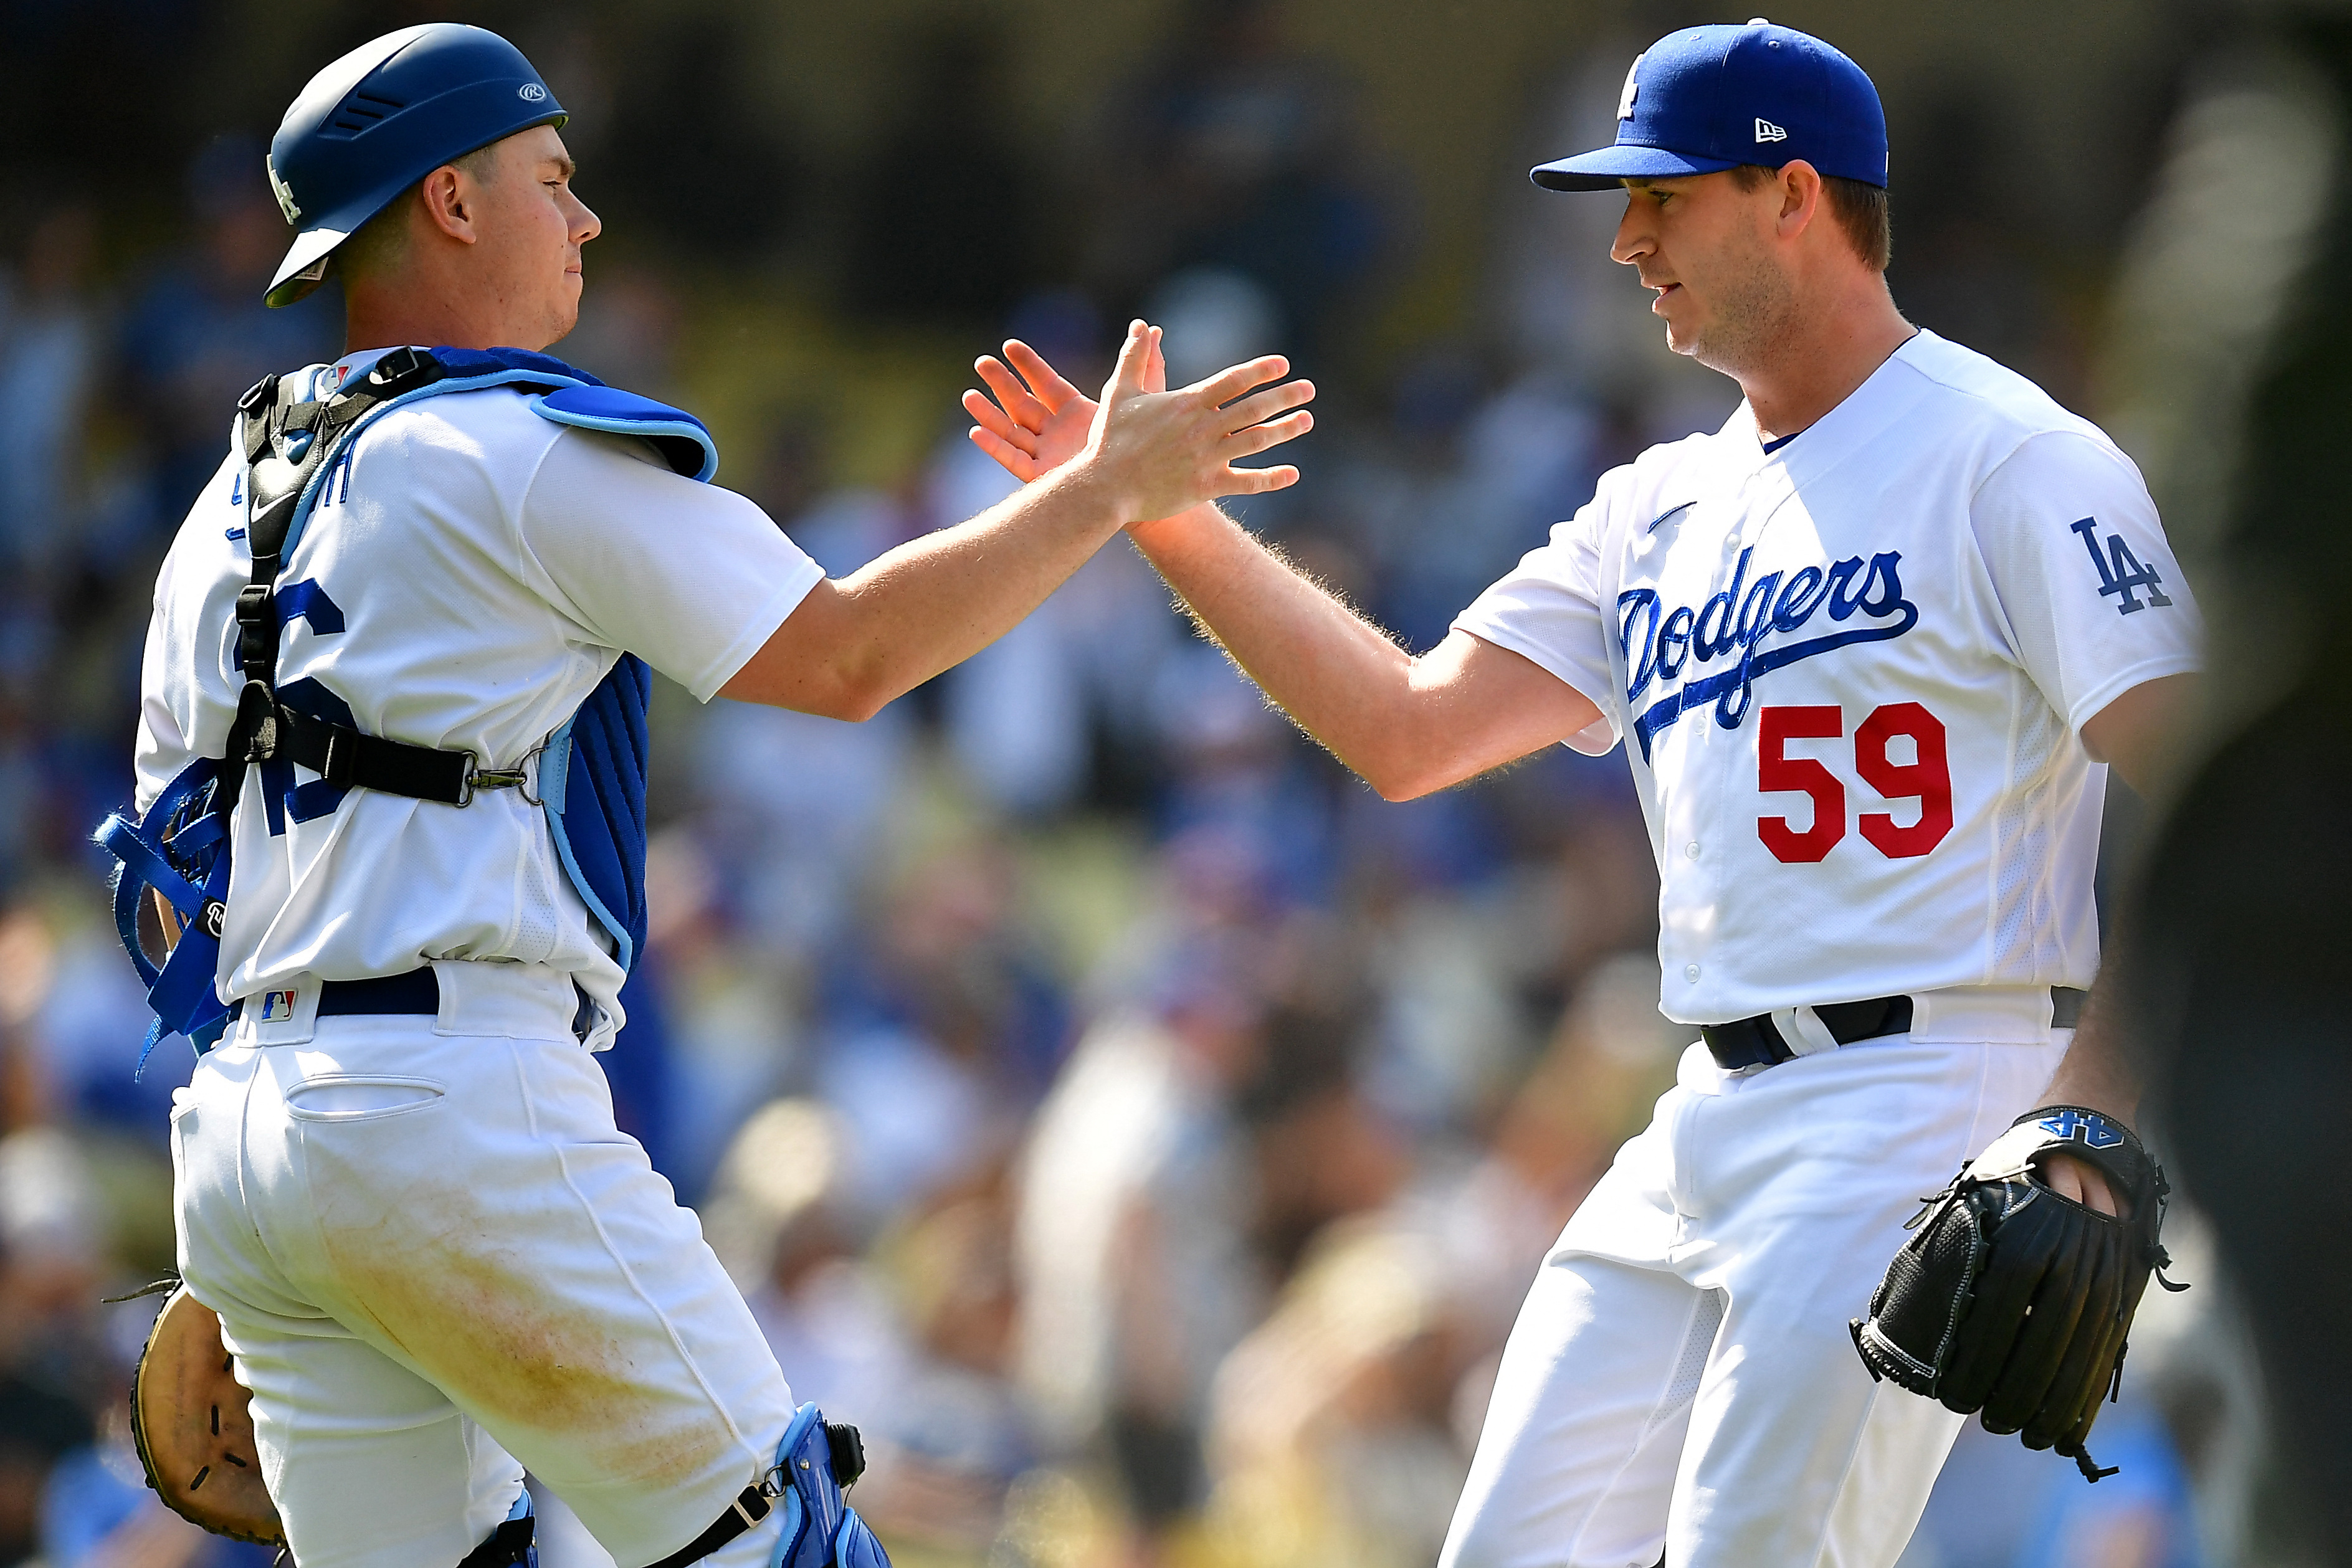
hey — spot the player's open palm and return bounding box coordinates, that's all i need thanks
[964,338,1112,481]
[965,323,1312,518]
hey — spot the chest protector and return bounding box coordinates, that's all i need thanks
[96,346,717,1054]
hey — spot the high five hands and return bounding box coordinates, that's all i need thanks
[963,322,1314,520]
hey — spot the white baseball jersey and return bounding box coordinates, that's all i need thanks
[136,351,824,1038]
[1455,330,2199,1024]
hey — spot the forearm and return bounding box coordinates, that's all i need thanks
[2040,948,2143,1124]
[723,460,1126,718]
[1128,506,1559,799]
[835,463,1130,698]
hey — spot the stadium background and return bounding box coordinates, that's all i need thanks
[0,2,2273,1566]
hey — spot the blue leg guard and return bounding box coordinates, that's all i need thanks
[767,1404,889,1568]
[642,1405,889,1568]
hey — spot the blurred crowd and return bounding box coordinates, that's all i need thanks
[0,4,2240,1567]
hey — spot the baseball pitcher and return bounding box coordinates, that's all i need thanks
[964,21,2197,1567]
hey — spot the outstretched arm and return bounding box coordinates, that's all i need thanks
[723,323,1312,719]
[1131,511,1599,799]
[963,338,1601,799]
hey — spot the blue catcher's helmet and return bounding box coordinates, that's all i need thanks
[264,23,566,307]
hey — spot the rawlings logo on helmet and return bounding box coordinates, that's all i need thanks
[518,83,547,102]
[265,156,301,225]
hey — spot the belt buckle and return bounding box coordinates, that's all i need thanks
[320,725,355,786]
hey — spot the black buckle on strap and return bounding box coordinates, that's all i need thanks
[274,707,474,805]
[366,345,442,396]
[237,375,279,464]
[234,585,279,682]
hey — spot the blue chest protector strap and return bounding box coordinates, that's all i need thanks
[96,346,716,1052]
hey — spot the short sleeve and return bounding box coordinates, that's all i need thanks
[1970,431,2202,733]
[518,427,826,701]
[1451,475,1625,756]
[136,455,247,813]
[135,594,196,814]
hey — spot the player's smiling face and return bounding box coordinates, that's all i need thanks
[466,125,601,350]
[1611,172,1797,376]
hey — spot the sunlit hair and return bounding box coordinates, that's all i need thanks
[1730,163,1892,272]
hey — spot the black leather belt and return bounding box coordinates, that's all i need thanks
[228,968,439,1022]
[1699,986,2087,1071]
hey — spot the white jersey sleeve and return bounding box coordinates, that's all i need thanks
[1968,430,2202,733]
[135,454,247,814]
[517,427,826,702]
[1452,462,1634,756]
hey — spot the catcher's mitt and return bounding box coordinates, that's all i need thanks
[1851,1105,2184,1481]
[130,1285,284,1546]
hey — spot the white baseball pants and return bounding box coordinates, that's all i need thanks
[1440,988,2072,1568]
[169,962,794,1568]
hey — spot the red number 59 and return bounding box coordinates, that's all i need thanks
[1757,703,1952,865]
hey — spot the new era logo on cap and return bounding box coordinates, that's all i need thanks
[1754,118,1788,143]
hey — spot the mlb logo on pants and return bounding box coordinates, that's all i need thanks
[259,989,298,1021]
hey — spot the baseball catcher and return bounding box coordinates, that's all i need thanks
[98,21,1310,1568]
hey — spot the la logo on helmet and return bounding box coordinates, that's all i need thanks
[266,156,300,224]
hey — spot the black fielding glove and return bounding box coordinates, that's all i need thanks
[1850,1106,2185,1481]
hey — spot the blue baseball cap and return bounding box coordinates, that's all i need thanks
[1531,20,1886,193]
[264,24,567,306]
